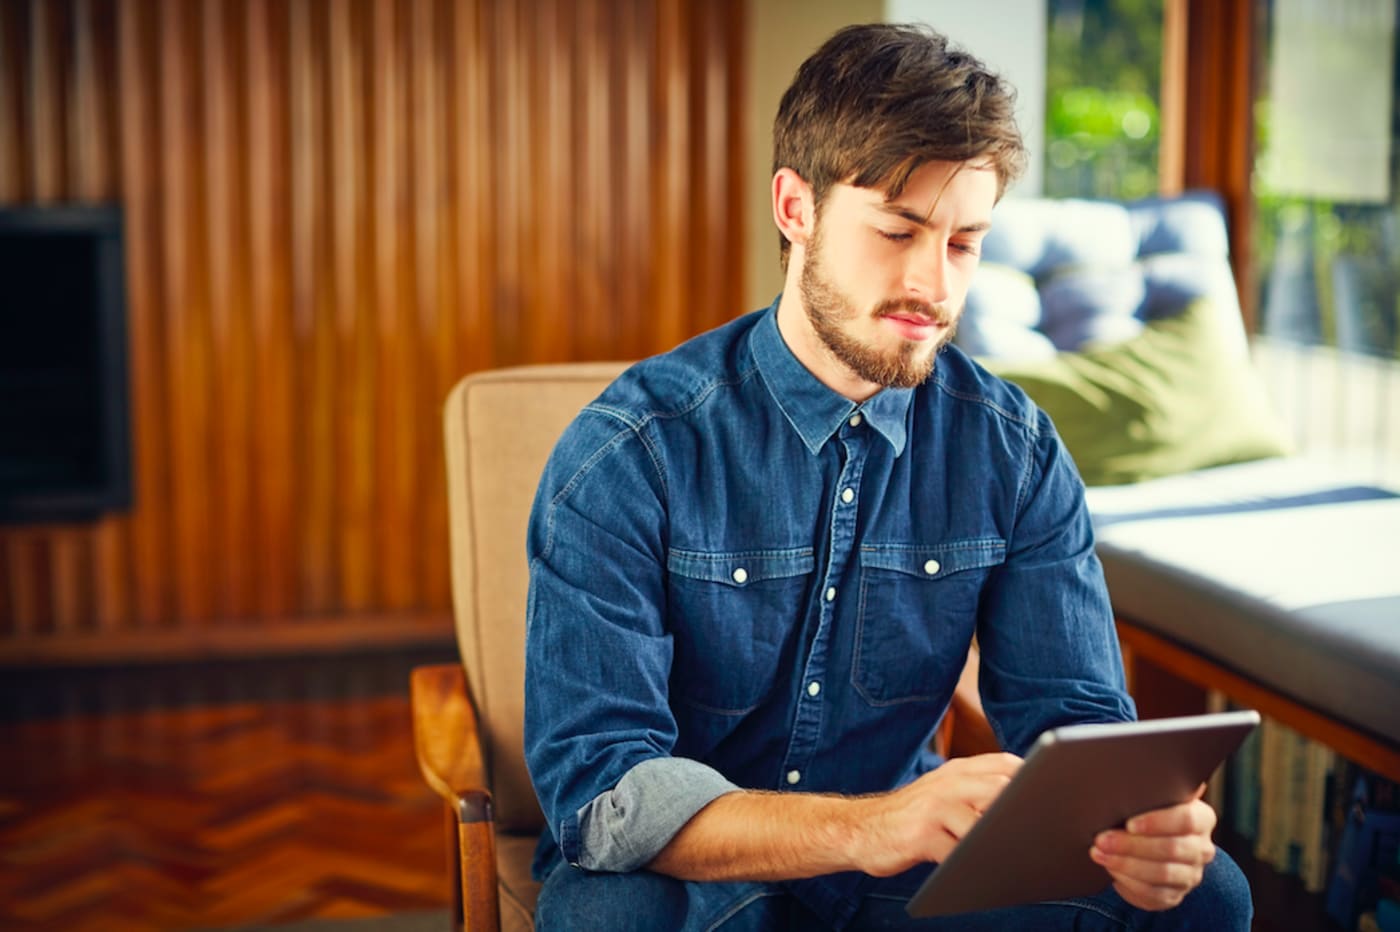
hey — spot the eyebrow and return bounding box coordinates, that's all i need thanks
[875,203,991,234]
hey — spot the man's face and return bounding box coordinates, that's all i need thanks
[788,159,997,398]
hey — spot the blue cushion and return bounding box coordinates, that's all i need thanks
[958,264,1057,360]
[1038,266,1146,350]
[979,198,1137,275]
[958,191,1246,359]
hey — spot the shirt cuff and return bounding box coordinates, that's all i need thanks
[574,757,740,872]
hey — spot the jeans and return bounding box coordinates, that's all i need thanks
[533,848,1251,932]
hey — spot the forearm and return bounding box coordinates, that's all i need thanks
[646,789,872,882]
[647,752,1022,883]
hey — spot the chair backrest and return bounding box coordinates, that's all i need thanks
[443,362,630,831]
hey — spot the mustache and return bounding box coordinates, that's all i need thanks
[873,298,956,328]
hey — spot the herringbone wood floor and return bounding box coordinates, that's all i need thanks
[0,648,459,932]
[0,648,1336,932]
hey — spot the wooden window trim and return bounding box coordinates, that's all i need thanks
[1160,0,1258,332]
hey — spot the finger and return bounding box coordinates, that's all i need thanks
[1090,844,1206,893]
[1123,798,1216,837]
[957,771,1017,814]
[944,751,1023,777]
[920,761,1017,810]
[1094,830,1216,867]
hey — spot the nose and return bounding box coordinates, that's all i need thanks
[903,242,951,306]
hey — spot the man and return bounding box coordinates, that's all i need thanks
[523,22,1251,931]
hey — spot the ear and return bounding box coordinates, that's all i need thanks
[771,167,815,249]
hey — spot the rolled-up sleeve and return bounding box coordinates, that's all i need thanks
[574,757,739,871]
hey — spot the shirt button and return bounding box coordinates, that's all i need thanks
[825,586,836,602]
[840,488,855,504]
[807,681,821,697]
[923,559,941,575]
[849,413,863,427]
[786,769,801,785]
[732,567,748,584]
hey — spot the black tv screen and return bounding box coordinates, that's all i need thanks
[0,205,132,524]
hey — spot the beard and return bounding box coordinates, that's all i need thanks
[798,224,959,390]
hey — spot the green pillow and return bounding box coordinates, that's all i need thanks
[981,299,1292,486]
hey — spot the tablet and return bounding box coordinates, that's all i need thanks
[905,709,1260,918]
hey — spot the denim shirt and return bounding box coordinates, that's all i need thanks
[523,303,1134,924]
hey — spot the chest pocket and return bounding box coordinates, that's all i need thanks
[853,539,1005,706]
[667,547,815,714]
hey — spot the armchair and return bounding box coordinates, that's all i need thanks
[412,361,994,931]
[413,362,628,932]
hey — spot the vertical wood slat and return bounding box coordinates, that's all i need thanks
[491,0,525,366]
[653,0,689,354]
[370,0,417,611]
[247,0,297,620]
[621,0,655,362]
[327,0,376,614]
[160,0,216,625]
[28,0,65,202]
[0,2,30,202]
[27,0,90,637]
[118,0,174,629]
[204,0,253,622]
[531,0,573,364]
[412,0,451,610]
[73,0,132,634]
[291,0,337,614]
[0,4,21,636]
[0,0,747,659]
[450,0,491,378]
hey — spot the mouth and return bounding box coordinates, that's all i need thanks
[879,308,948,341]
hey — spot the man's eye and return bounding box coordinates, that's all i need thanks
[878,229,913,242]
[951,242,980,256]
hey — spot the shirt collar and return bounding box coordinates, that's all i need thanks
[750,301,911,456]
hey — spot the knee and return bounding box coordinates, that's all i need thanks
[1174,848,1253,931]
[534,864,691,932]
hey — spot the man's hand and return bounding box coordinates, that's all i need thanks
[1089,785,1217,911]
[855,752,1022,877]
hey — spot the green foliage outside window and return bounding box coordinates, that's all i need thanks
[1044,0,1164,200]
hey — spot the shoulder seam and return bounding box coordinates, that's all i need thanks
[544,363,763,559]
[931,374,1042,434]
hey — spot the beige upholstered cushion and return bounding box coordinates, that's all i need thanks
[496,832,544,932]
[443,362,630,831]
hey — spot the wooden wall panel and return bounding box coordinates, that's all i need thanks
[0,0,747,662]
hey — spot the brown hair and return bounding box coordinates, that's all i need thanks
[773,23,1027,269]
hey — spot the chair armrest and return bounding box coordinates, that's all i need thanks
[411,663,501,932]
[412,662,493,819]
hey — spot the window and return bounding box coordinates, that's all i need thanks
[1251,0,1400,360]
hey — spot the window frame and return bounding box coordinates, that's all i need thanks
[1159,0,1258,330]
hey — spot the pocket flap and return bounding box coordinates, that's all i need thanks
[859,539,1006,578]
[668,548,815,587]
